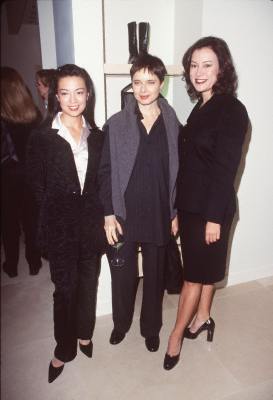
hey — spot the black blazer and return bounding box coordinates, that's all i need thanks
[176,94,248,224]
[27,123,106,259]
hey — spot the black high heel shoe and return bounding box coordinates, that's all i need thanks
[48,361,64,383]
[163,350,181,370]
[184,317,215,341]
[79,340,93,358]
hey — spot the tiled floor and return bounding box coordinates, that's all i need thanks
[1,253,273,400]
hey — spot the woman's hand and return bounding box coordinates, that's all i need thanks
[104,215,123,245]
[171,215,179,236]
[205,221,221,245]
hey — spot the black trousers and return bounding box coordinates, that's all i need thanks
[107,242,166,337]
[49,253,101,362]
[1,165,41,274]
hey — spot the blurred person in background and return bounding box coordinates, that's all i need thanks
[1,66,42,277]
[35,68,56,114]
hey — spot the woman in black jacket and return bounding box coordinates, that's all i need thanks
[27,64,106,382]
[164,37,249,370]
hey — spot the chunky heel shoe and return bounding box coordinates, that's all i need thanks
[48,361,64,383]
[79,340,93,358]
[163,351,181,370]
[184,317,215,341]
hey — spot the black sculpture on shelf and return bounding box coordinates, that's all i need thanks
[127,22,138,63]
[138,22,149,56]
[121,21,150,109]
[127,21,150,63]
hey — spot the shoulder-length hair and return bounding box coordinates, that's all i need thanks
[47,64,98,129]
[1,66,41,124]
[182,36,238,101]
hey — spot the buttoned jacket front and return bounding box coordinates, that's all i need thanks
[176,94,249,224]
[27,122,106,259]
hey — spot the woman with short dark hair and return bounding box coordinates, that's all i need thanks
[99,54,180,353]
[163,37,249,370]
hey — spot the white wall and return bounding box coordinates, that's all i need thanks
[201,0,273,284]
[173,0,203,123]
[37,0,57,69]
[72,0,105,128]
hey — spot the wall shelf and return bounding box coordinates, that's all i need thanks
[104,64,183,76]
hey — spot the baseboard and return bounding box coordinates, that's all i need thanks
[227,264,273,286]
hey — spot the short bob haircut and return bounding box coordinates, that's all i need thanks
[47,64,98,129]
[182,36,238,101]
[130,54,167,83]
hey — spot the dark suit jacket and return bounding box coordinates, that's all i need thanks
[27,123,106,260]
[176,94,248,224]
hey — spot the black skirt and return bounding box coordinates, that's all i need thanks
[179,211,232,284]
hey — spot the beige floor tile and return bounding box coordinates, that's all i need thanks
[2,247,273,400]
[221,380,273,400]
[211,288,273,386]
[257,275,273,287]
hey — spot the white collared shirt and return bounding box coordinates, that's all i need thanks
[52,112,90,193]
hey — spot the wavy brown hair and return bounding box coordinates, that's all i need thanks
[1,67,41,124]
[182,36,238,101]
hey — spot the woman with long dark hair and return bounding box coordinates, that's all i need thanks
[1,66,42,277]
[27,64,106,382]
[164,37,249,370]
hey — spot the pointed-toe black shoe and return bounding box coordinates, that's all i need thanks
[109,329,125,345]
[48,361,64,383]
[79,340,93,358]
[163,352,180,370]
[145,336,160,352]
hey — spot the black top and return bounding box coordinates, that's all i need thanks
[124,112,170,245]
[176,94,248,224]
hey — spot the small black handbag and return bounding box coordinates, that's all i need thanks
[164,236,184,294]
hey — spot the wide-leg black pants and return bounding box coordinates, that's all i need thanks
[49,253,101,362]
[107,242,166,338]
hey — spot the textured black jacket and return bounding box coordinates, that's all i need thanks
[176,94,249,224]
[27,123,106,259]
